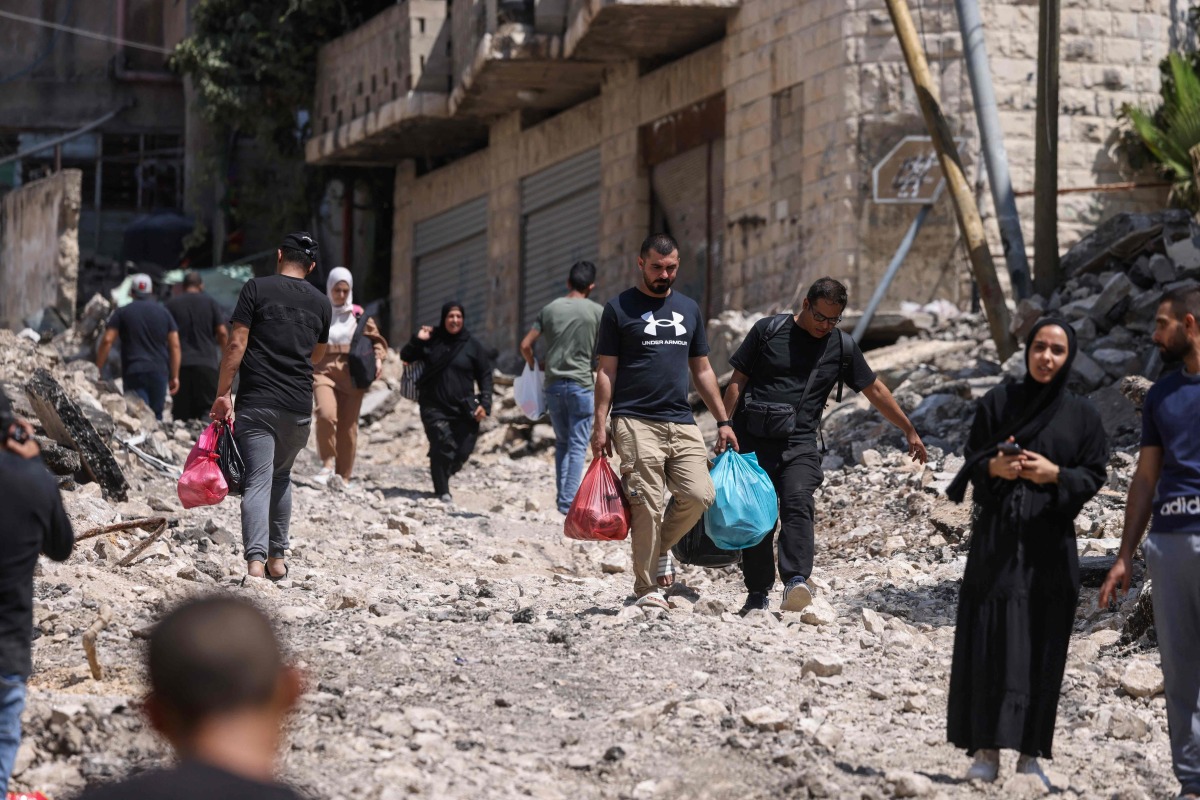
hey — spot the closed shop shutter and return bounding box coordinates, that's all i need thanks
[413,196,488,330]
[520,149,600,331]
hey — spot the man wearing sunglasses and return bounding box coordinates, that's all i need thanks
[722,277,927,615]
[211,233,332,583]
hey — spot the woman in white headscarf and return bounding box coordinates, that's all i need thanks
[312,267,388,487]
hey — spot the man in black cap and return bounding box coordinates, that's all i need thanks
[210,234,331,582]
[96,272,181,420]
[166,272,228,421]
[72,596,305,800]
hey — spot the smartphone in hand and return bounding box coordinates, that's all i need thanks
[996,442,1023,456]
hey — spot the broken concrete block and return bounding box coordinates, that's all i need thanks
[1070,351,1108,392]
[1167,236,1200,271]
[1148,254,1177,284]
[24,368,129,501]
[1009,296,1046,340]
[1092,349,1141,379]
[1089,273,1134,328]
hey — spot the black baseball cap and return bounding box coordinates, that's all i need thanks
[280,232,318,261]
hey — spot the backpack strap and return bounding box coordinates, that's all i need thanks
[745,314,791,386]
[834,328,853,402]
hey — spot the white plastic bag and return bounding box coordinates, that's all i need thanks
[514,362,546,420]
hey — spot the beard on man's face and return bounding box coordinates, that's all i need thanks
[1158,327,1192,361]
[647,275,674,293]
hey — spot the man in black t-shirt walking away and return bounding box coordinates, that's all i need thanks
[96,273,181,420]
[166,272,228,421]
[722,277,927,615]
[74,596,305,800]
[594,233,738,610]
[211,233,331,582]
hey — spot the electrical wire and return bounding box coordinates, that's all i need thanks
[0,7,171,55]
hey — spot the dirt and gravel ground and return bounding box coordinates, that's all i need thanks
[9,368,1176,800]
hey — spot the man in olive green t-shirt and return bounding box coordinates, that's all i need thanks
[520,260,604,514]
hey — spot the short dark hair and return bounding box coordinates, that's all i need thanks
[1163,286,1200,320]
[280,247,312,268]
[568,260,596,292]
[639,233,678,258]
[149,596,282,731]
[182,271,203,289]
[806,277,849,309]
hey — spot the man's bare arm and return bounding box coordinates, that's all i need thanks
[592,355,617,457]
[96,328,118,370]
[209,323,250,421]
[861,378,927,462]
[167,331,182,395]
[722,370,750,420]
[690,357,738,453]
[1100,446,1163,607]
[520,328,540,368]
[312,343,327,364]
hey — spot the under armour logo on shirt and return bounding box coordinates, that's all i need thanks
[642,311,687,336]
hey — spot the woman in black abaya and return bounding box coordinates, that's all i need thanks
[945,319,1107,787]
[400,302,493,502]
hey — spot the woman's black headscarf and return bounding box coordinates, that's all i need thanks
[420,301,470,378]
[945,317,1078,503]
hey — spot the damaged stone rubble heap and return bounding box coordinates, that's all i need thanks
[0,213,1191,796]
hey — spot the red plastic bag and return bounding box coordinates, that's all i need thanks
[564,457,631,541]
[177,422,229,509]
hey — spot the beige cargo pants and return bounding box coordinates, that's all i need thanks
[611,416,715,597]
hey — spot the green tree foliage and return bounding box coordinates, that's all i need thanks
[170,0,391,253]
[1116,10,1200,212]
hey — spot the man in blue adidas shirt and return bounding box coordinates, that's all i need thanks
[1102,285,1200,800]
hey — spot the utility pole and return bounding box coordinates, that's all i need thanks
[883,0,1017,360]
[1033,0,1061,296]
[955,0,1032,300]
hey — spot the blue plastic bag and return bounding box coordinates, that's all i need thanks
[703,449,779,550]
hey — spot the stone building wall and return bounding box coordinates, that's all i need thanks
[388,0,1189,350]
[0,170,82,331]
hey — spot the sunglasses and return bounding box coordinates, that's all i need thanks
[809,308,843,325]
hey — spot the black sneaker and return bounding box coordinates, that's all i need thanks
[780,577,813,613]
[739,591,770,616]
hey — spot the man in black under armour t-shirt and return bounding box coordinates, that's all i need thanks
[210,233,331,583]
[594,233,737,609]
[722,277,926,615]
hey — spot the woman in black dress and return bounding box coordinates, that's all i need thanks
[400,302,493,502]
[945,318,1108,787]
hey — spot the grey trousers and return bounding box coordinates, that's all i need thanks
[235,406,312,563]
[1144,532,1200,794]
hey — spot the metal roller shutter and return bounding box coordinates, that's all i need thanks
[520,149,601,331]
[414,196,488,330]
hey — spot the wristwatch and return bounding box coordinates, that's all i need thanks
[716,420,733,428]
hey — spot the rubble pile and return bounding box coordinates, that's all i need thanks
[0,250,1185,798]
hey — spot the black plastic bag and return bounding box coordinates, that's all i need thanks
[668,498,741,568]
[216,421,246,496]
[348,304,380,389]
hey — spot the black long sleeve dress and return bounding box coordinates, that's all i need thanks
[400,332,494,496]
[947,384,1108,758]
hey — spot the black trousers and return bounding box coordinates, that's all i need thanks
[739,437,824,593]
[421,407,480,496]
[173,365,219,421]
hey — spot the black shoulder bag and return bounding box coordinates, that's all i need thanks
[347,303,381,390]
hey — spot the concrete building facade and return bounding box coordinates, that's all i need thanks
[308,0,1194,353]
[0,0,187,262]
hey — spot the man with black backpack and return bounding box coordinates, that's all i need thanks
[721,277,927,615]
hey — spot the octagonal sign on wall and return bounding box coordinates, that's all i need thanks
[872,135,963,205]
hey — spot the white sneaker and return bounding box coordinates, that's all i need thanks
[313,466,333,485]
[965,749,999,783]
[1016,755,1051,790]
